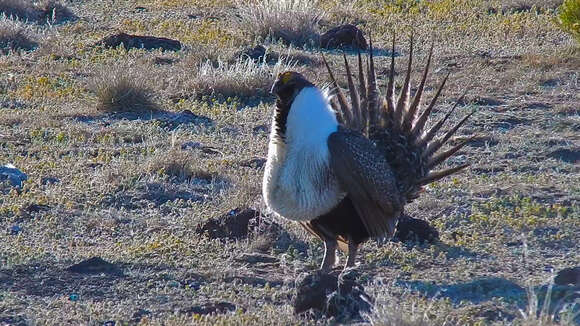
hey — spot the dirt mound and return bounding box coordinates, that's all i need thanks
[98,33,181,51]
[293,269,372,322]
[196,208,308,253]
[394,214,440,243]
[320,24,367,50]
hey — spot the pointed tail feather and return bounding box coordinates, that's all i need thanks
[324,35,474,204]
[322,53,351,123]
[402,41,433,131]
[367,34,380,128]
[343,53,362,131]
[410,72,450,139]
[394,35,413,130]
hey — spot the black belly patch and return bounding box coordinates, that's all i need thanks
[308,196,370,245]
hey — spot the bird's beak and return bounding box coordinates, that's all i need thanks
[270,79,281,95]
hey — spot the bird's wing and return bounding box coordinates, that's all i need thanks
[327,129,403,238]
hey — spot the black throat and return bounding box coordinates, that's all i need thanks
[272,82,313,140]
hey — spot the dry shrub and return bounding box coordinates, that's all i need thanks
[182,43,238,68]
[0,0,34,20]
[91,68,156,113]
[0,0,74,24]
[491,0,563,13]
[0,16,36,54]
[235,0,324,46]
[186,57,295,100]
[34,0,76,24]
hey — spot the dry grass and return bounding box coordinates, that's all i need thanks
[0,0,35,21]
[147,149,218,183]
[0,16,36,53]
[91,67,157,113]
[184,57,295,100]
[235,0,324,46]
[0,0,74,24]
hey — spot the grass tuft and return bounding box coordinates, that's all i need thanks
[147,149,219,183]
[0,16,36,54]
[235,0,323,46]
[34,0,76,24]
[0,0,34,21]
[185,57,295,100]
[0,0,74,24]
[91,68,156,113]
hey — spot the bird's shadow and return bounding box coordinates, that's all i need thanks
[396,277,526,305]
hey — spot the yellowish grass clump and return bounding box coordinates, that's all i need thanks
[235,0,324,46]
[91,68,156,113]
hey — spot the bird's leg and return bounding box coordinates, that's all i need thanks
[320,239,337,271]
[344,237,359,270]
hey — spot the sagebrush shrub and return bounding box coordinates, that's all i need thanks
[235,0,323,46]
[0,16,36,54]
[91,69,156,113]
[558,0,580,43]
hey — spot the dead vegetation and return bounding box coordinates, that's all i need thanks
[0,0,75,24]
[184,57,295,100]
[0,16,36,53]
[91,67,157,113]
[235,0,324,46]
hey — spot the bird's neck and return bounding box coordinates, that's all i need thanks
[284,87,338,149]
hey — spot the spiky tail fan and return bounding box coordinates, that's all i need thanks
[322,35,474,203]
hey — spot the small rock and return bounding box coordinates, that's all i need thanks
[130,309,151,323]
[168,280,181,288]
[22,203,50,214]
[555,266,580,286]
[181,141,203,150]
[67,257,123,276]
[320,24,367,50]
[9,225,21,235]
[548,148,580,164]
[294,269,372,321]
[394,214,439,243]
[239,45,267,62]
[97,32,181,51]
[166,110,213,128]
[252,124,269,134]
[235,253,279,264]
[195,208,261,239]
[182,301,237,316]
[153,57,176,65]
[294,271,340,313]
[40,176,60,185]
[239,157,266,169]
[0,164,27,188]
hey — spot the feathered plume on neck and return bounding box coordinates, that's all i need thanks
[284,86,338,148]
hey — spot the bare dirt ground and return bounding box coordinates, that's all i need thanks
[0,0,578,325]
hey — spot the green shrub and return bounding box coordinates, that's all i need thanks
[558,0,580,43]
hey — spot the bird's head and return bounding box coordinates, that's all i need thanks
[271,71,314,104]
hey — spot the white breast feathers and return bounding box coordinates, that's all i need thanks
[263,87,346,221]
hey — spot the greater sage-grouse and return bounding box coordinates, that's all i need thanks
[263,36,473,271]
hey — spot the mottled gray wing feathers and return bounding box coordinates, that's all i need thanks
[327,130,402,238]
